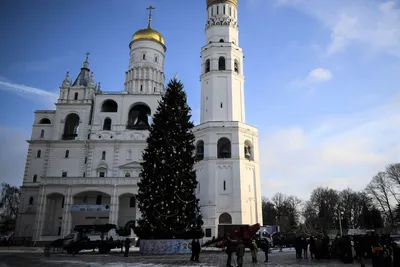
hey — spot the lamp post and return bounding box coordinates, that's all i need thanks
[338,210,344,237]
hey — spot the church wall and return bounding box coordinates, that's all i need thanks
[15,186,39,238]
[47,144,84,177]
[129,40,165,69]
[118,195,137,228]
[52,104,92,141]
[43,197,63,236]
[26,144,46,182]
[232,77,244,122]
[92,94,161,132]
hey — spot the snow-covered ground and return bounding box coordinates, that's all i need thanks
[42,261,215,267]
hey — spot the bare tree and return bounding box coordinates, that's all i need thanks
[365,172,395,223]
[271,193,301,231]
[386,163,400,200]
[310,187,339,231]
[0,183,20,218]
[262,197,277,225]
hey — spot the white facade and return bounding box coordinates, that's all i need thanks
[15,0,262,243]
[193,0,262,239]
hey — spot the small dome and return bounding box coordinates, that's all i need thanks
[131,25,165,46]
[206,0,238,8]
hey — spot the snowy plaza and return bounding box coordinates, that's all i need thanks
[0,248,371,267]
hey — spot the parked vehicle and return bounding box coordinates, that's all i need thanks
[63,223,136,254]
[203,223,261,249]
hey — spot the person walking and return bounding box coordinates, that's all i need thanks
[236,240,245,267]
[190,239,196,261]
[302,236,308,259]
[260,239,269,262]
[295,235,303,259]
[190,239,201,262]
[250,239,258,263]
[124,238,131,257]
[354,236,366,267]
[309,236,316,259]
[224,236,235,267]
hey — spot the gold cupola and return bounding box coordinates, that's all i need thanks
[206,0,238,8]
[130,6,165,47]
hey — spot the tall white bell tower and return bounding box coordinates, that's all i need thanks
[194,0,263,240]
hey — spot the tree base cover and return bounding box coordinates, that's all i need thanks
[140,239,198,254]
[135,227,203,240]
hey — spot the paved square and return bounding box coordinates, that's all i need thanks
[0,248,372,267]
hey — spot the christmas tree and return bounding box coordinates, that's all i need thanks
[134,77,204,239]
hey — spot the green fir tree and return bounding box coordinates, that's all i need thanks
[134,77,203,239]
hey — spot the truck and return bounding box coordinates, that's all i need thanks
[203,223,261,249]
[63,223,136,254]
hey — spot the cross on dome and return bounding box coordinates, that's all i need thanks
[147,5,155,27]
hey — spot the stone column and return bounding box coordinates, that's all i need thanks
[109,185,117,225]
[61,188,72,237]
[36,189,48,241]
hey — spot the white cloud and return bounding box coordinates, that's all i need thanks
[288,67,332,90]
[0,127,29,186]
[0,79,58,108]
[275,0,400,58]
[259,92,400,200]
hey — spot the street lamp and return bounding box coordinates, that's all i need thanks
[338,210,344,237]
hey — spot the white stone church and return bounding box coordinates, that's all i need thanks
[15,0,262,243]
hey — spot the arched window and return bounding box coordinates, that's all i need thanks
[40,130,44,138]
[234,59,240,74]
[103,118,112,131]
[130,196,136,207]
[29,197,34,205]
[244,140,253,161]
[33,175,37,182]
[65,150,69,158]
[217,137,231,158]
[195,140,204,161]
[101,151,106,160]
[74,92,78,100]
[101,100,118,112]
[205,59,211,73]
[218,57,226,70]
[125,172,131,177]
[39,118,51,124]
[96,195,102,205]
[127,103,151,130]
[36,150,41,158]
[223,180,226,191]
[142,53,146,60]
[219,212,232,224]
[219,39,224,43]
[62,113,80,140]
[155,56,158,62]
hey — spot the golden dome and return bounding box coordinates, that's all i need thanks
[131,25,165,46]
[207,0,238,8]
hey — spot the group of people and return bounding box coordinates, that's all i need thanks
[294,234,331,260]
[222,237,270,267]
[335,234,398,267]
[292,233,399,267]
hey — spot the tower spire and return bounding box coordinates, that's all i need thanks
[146,5,155,28]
